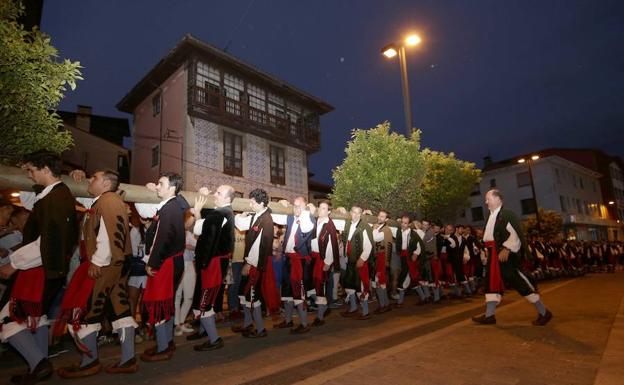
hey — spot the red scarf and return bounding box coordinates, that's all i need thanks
[56,262,96,334]
[9,267,46,330]
[484,241,505,293]
[358,261,370,298]
[375,251,387,285]
[310,252,326,294]
[143,252,182,325]
[199,254,231,311]
[400,250,420,282]
[286,252,308,299]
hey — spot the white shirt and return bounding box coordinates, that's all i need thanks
[235,208,268,267]
[10,181,64,270]
[483,206,521,253]
[273,211,313,253]
[311,217,334,266]
[135,196,175,220]
[400,228,422,256]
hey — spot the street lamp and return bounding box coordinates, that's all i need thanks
[518,154,541,230]
[381,33,422,135]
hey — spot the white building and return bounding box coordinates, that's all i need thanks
[464,150,622,241]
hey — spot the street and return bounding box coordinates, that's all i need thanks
[2,273,623,385]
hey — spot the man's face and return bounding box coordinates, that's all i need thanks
[377,211,388,224]
[350,207,362,223]
[455,226,464,235]
[422,221,431,231]
[214,185,231,207]
[318,203,330,218]
[249,198,264,213]
[433,225,440,234]
[445,225,454,235]
[87,171,109,197]
[23,162,47,185]
[156,176,175,199]
[293,197,306,217]
[485,191,502,212]
[401,217,410,229]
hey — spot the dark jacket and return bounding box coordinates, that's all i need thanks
[282,215,314,256]
[145,197,186,270]
[244,208,274,271]
[311,218,340,269]
[195,205,235,269]
[22,183,78,279]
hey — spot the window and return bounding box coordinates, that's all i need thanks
[270,145,285,185]
[223,131,243,176]
[579,177,584,189]
[576,199,582,213]
[572,174,577,188]
[592,181,596,192]
[516,172,531,187]
[267,93,287,129]
[247,84,266,111]
[560,195,567,212]
[224,73,244,116]
[152,94,161,116]
[470,183,481,196]
[471,207,484,222]
[489,178,496,188]
[555,168,561,184]
[196,62,220,106]
[286,102,302,136]
[151,145,159,168]
[521,198,537,215]
[583,201,589,215]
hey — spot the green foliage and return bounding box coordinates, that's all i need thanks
[523,208,563,240]
[419,149,481,222]
[330,122,425,217]
[0,0,82,163]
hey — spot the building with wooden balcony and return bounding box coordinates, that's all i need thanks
[117,34,333,200]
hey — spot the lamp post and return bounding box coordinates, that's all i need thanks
[381,34,422,135]
[518,155,541,230]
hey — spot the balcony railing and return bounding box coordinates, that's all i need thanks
[191,85,320,151]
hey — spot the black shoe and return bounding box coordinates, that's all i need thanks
[273,320,294,329]
[311,318,325,327]
[472,314,496,325]
[186,330,207,341]
[193,337,224,351]
[290,324,311,334]
[13,358,53,385]
[532,309,553,326]
[242,329,268,338]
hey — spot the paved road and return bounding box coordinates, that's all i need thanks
[2,273,623,385]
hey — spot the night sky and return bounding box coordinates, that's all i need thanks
[42,0,624,184]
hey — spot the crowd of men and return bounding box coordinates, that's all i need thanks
[0,151,623,384]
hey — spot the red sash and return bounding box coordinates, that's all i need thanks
[286,252,308,300]
[376,252,387,285]
[310,251,326,294]
[400,249,419,281]
[243,260,280,314]
[484,241,505,293]
[56,262,97,334]
[346,241,352,257]
[358,261,370,298]
[199,254,231,310]
[9,267,46,330]
[440,252,455,284]
[430,258,442,285]
[143,252,183,325]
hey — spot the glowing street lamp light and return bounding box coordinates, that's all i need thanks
[381,33,423,135]
[609,201,615,205]
[518,154,541,230]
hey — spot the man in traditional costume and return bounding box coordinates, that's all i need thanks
[191,185,235,351]
[308,202,339,326]
[233,189,279,338]
[371,210,394,313]
[0,151,78,384]
[57,170,138,377]
[394,215,423,307]
[139,173,186,362]
[272,197,314,334]
[472,189,553,326]
[337,206,373,320]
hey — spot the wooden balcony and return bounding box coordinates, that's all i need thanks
[190,85,321,153]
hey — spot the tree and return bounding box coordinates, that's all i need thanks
[0,0,82,163]
[522,208,563,240]
[331,122,426,216]
[419,149,481,223]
